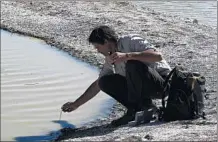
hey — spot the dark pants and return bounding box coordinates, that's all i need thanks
[98,60,166,111]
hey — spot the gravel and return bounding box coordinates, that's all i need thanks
[1,1,217,141]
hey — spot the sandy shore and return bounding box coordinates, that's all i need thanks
[1,1,217,141]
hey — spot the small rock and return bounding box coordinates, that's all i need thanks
[144,134,153,140]
[117,2,129,6]
[193,19,198,24]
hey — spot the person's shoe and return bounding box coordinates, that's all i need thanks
[111,109,135,127]
[128,105,158,126]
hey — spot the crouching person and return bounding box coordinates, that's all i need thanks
[61,25,171,126]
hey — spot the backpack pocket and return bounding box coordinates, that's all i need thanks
[163,89,192,121]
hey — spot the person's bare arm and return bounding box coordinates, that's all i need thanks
[125,50,163,62]
[75,79,100,107]
[110,49,163,64]
[61,79,100,112]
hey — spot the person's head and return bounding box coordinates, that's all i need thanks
[88,25,118,56]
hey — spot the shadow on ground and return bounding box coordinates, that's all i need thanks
[55,122,119,141]
[54,117,215,141]
[54,120,167,141]
[15,120,75,142]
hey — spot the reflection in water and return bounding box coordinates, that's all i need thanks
[15,120,75,142]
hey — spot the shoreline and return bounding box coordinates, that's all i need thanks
[1,27,125,141]
[1,1,217,141]
[1,29,116,141]
[0,11,127,138]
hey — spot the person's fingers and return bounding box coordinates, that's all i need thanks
[110,53,118,60]
[66,109,70,112]
[69,108,73,112]
[66,108,73,112]
[62,105,70,112]
[66,102,71,105]
[62,105,67,111]
[113,59,118,63]
[111,53,116,57]
[62,107,68,112]
[62,104,67,109]
[62,102,71,108]
[111,55,118,63]
[62,103,67,108]
[65,107,71,112]
[112,56,117,60]
[62,103,77,112]
[112,53,117,58]
[108,57,114,64]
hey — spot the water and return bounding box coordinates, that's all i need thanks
[132,1,217,28]
[1,30,114,141]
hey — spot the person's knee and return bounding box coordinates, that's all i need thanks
[126,60,149,72]
[126,60,140,69]
[98,76,108,91]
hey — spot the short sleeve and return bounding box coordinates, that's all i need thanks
[129,35,156,52]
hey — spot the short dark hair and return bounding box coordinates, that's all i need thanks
[88,26,118,45]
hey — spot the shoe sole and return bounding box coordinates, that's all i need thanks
[128,107,157,126]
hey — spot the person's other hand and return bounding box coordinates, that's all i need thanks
[61,102,79,112]
[109,52,128,64]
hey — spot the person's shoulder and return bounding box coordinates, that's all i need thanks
[119,34,144,40]
[118,34,147,44]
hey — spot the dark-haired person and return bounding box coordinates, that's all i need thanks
[61,26,171,126]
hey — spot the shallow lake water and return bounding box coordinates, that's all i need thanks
[1,30,114,141]
[132,1,217,28]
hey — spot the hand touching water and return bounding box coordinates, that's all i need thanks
[61,102,79,112]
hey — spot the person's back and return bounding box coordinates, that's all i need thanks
[106,34,171,77]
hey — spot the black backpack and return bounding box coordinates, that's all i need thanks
[158,66,206,121]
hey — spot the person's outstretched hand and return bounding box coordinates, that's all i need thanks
[61,102,79,112]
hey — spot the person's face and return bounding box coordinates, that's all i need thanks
[92,41,111,56]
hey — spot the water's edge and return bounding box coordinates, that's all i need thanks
[1,1,216,141]
[1,29,117,141]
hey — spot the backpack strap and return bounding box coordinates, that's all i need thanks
[158,67,177,121]
[190,77,206,119]
[161,66,177,109]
